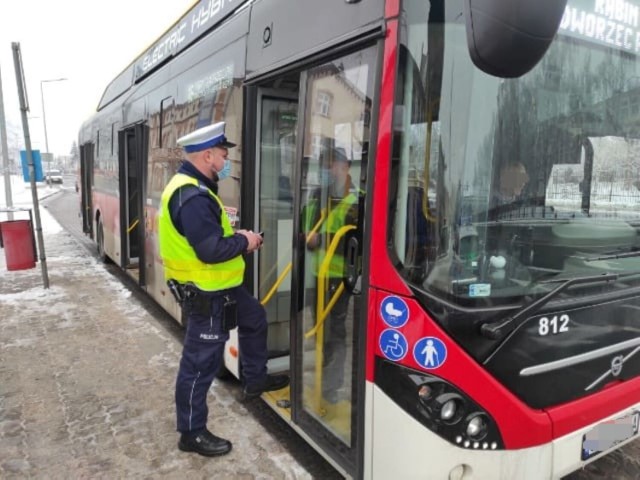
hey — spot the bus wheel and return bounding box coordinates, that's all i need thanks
[97,220,111,263]
[216,364,234,381]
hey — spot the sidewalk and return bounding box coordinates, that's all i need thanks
[0,205,312,479]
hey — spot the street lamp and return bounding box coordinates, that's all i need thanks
[40,77,67,183]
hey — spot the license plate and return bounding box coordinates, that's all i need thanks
[581,411,640,461]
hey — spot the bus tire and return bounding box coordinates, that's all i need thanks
[96,220,111,264]
[216,364,234,381]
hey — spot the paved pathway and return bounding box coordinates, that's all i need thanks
[0,208,316,479]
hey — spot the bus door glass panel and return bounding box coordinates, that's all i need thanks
[80,143,94,235]
[124,130,140,263]
[257,95,298,355]
[296,47,375,449]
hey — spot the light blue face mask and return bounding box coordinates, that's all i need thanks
[217,159,231,181]
[318,168,331,186]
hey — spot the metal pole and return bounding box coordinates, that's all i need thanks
[40,78,66,186]
[12,42,49,288]
[40,81,50,185]
[0,63,14,220]
[40,81,49,154]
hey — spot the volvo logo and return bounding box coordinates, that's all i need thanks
[611,355,624,377]
[586,346,640,391]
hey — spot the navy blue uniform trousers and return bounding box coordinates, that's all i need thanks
[175,285,268,433]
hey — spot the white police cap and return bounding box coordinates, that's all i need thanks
[177,121,236,153]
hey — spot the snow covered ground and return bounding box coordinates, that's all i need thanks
[1,174,60,206]
[0,182,317,478]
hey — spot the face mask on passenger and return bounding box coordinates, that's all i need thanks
[318,168,331,187]
[330,174,347,197]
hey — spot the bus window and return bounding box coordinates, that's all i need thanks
[390,0,640,306]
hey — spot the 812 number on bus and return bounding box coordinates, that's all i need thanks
[538,314,570,336]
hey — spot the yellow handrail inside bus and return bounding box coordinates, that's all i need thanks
[422,99,438,223]
[259,209,327,306]
[304,224,355,339]
[127,218,139,233]
[260,263,292,306]
[303,224,355,411]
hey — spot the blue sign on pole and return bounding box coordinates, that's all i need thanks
[20,150,44,182]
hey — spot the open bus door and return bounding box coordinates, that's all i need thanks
[79,143,94,236]
[251,46,377,477]
[118,124,148,287]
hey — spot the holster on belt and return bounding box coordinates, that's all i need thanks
[166,279,186,304]
[169,282,237,331]
[166,280,199,310]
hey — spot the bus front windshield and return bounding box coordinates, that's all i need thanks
[392,0,640,306]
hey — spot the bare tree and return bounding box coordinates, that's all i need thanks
[69,141,80,170]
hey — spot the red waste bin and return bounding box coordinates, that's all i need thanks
[0,220,36,271]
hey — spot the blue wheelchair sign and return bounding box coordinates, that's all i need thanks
[379,329,408,362]
[413,337,447,369]
[380,296,409,328]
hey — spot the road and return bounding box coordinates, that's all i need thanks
[42,185,640,480]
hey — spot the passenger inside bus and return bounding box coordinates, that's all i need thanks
[302,146,360,405]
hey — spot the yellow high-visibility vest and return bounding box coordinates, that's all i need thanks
[303,190,359,278]
[158,173,245,291]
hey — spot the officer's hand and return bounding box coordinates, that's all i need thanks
[247,231,263,253]
[238,230,263,253]
[306,232,320,250]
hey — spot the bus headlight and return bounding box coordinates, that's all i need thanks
[441,399,457,420]
[375,358,504,450]
[434,393,464,424]
[466,414,489,440]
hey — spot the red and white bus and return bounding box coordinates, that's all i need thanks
[78,0,640,477]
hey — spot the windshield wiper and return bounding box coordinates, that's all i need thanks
[580,251,640,262]
[480,273,619,340]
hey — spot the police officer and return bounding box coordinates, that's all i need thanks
[158,121,289,457]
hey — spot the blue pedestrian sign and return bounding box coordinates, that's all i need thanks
[379,329,408,362]
[413,337,447,370]
[380,296,409,328]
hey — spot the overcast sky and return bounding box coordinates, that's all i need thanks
[0,0,195,158]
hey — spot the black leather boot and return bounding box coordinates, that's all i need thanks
[178,429,232,457]
[243,374,290,399]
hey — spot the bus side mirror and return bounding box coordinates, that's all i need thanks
[463,0,568,78]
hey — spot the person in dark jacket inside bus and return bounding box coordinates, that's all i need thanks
[490,160,530,210]
[158,121,289,457]
[302,146,360,405]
